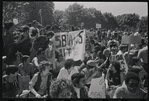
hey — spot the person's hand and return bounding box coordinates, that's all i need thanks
[36,94,41,98]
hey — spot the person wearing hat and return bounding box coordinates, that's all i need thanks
[81,59,107,88]
[28,61,53,98]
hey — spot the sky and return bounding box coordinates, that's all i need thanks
[53,2,148,17]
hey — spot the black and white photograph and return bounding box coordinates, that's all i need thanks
[2,1,148,100]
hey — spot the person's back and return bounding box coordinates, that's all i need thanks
[137,46,148,64]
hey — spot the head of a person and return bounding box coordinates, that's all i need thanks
[71,73,86,88]
[4,22,15,32]
[131,57,141,66]
[51,25,59,33]
[109,41,118,54]
[32,20,38,28]
[30,28,38,37]
[64,59,74,72]
[22,55,30,65]
[128,67,142,75]
[125,72,140,93]
[46,31,54,39]
[22,25,30,37]
[86,60,96,70]
[27,23,32,27]
[15,51,23,61]
[93,44,101,52]
[36,48,45,58]
[45,25,51,31]
[109,61,121,73]
[5,65,19,77]
[103,49,111,58]
[50,79,73,98]
[39,61,53,73]
[40,28,46,35]
[119,44,128,53]
[57,53,64,62]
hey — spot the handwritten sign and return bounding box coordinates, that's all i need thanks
[54,30,86,61]
[88,75,106,98]
[121,35,141,44]
[96,23,101,29]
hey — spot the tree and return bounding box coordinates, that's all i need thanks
[65,3,84,26]
[116,13,140,31]
[3,2,28,25]
[53,10,65,26]
[24,2,54,26]
[137,15,148,33]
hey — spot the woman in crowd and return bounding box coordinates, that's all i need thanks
[2,65,23,98]
[52,53,65,79]
[32,48,46,73]
[71,73,89,98]
[50,79,73,98]
[113,72,147,98]
[12,51,23,66]
[106,61,125,87]
[57,59,79,80]
[28,61,53,98]
[18,55,35,90]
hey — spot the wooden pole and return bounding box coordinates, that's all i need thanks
[39,9,42,25]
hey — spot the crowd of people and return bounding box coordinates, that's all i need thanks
[2,20,148,99]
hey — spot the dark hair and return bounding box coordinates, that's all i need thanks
[36,48,44,56]
[111,61,121,72]
[22,25,30,32]
[22,55,29,63]
[4,22,14,30]
[119,44,127,51]
[50,79,73,98]
[131,57,140,66]
[109,41,117,48]
[45,25,51,30]
[46,31,54,37]
[64,59,74,69]
[51,25,59,31]
[27,23,32,27]
[6,65,18,75]
[15,51,23,60]
[125,72,140,84]
[128,67,142,75]
[31,28,38,37]
[71,73,85,87]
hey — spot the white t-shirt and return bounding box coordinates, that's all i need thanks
[57,67,79,80]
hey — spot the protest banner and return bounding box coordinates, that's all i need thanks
[54,30,86,61]
[88,75,106,98]
[121,35,141,45]
[96,23,101,29]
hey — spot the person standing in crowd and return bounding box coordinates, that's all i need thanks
[45,25,51,32]
[32,48,46,73]
[17,25,32,55]
[3,22,16,64]
[40,28,46,36]
[28,61,53,98]
[18,55,35,90]
[71,73,89,98]
[2,65,23,98]
[57,59,79,80]
[137,42,148,73]
[52,53,65,79]
[50,79,73,98]
[113,72,147,98]
[30,20,40,37]
[117,44,128,56]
